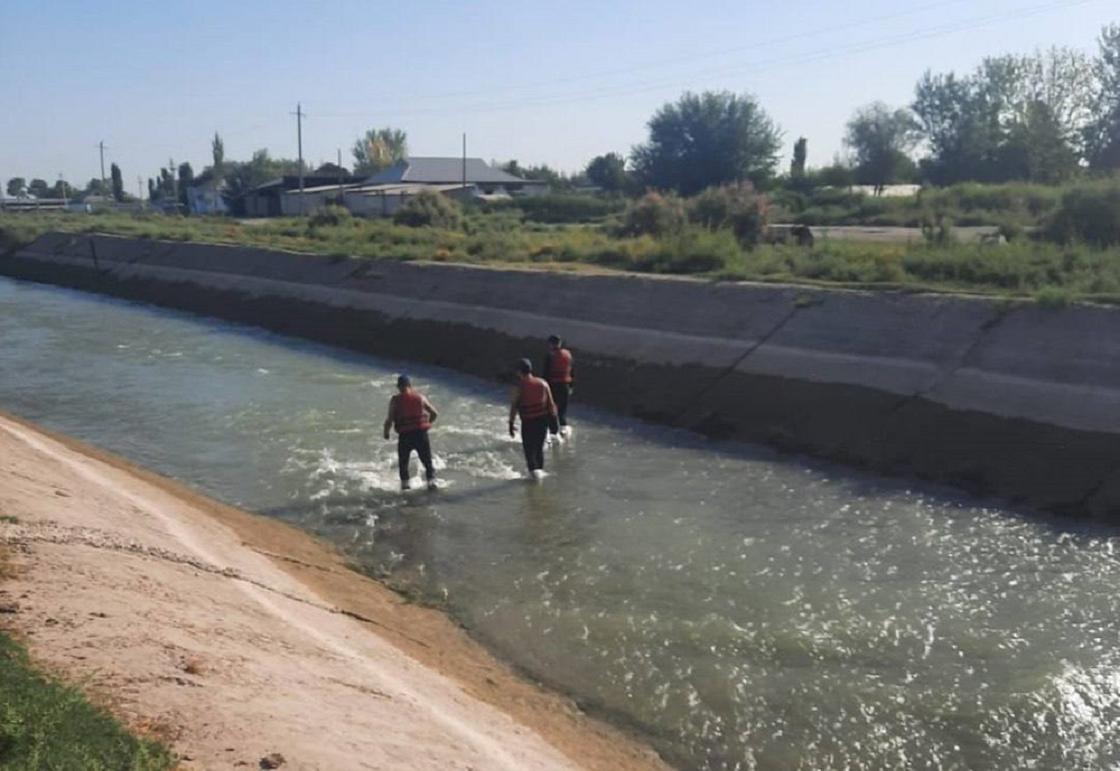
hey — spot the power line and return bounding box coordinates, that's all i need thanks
[328,0,977,107]
[314,0,1096,121]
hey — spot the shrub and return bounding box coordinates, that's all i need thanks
[640,227,742,274]
[503,194,621,224]
[393,190,464,229]
[921,214,955,246]
[688,184,769,246]
[1034,286,1073,308]
[1047,180,1120,247]
[307,204,351,228]
[620,192,687,237]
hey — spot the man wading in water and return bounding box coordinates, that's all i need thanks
[383,375,439,491]
[541,334,574,439]
[509,358,558,481]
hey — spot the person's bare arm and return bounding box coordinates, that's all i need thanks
[508,387,520,437]
[383,395,396,440]
[423,396,439,424]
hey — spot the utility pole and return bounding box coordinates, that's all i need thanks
[59,173,68,207]
[137,176,144,203]
[337,147,344,203]
[292,102,305,215]
[98,141,107,192]
[461,132,467,192]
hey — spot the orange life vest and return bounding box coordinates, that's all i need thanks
[547,348,573,384]
[393,391,431,434]
[518,376,551,420]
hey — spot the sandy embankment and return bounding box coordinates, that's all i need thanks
[0,412,665,771]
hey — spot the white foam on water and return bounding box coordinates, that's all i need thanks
[307,447,400,494]
[444,450,521,481]
[439,425,509,441]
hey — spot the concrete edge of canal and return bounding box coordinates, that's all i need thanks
[6,231,1120,519]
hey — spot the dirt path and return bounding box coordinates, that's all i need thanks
[0,412,666,770]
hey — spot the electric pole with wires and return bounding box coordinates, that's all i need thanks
[292,103,305,215]
[98,141,107,193]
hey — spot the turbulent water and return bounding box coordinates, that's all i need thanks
[3,275,1120,770]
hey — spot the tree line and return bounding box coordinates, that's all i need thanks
[614,22,1120,196]
[6,23,1118,209]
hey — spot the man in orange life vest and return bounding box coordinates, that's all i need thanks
[509,358,558,480]
[383,375,439,491]
[541,334,574,437]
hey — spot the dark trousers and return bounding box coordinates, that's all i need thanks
[398,430,435,481]
[521,417,549,472]
[550,382,571,429]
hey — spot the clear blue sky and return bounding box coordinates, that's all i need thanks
[1,0,1115,190]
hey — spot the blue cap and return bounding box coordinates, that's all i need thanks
[397,374,411,388]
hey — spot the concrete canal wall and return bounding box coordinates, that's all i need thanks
[5,232,1120,518]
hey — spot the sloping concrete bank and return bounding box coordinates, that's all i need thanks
[5,232,1120,518]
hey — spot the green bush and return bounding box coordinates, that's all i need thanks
[498,194,621,224]
[1034,286,1073,308]
[1047,180,1120,247]
[307,204,351,228]
[921,215,956,246]
[393,190,464,229]
[620,192,687,237]
[640,227,742,273]
[688,184,769,246]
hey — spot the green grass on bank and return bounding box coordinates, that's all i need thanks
[0,546,173,770]
[3,209,1120,304]
[0,633,173,770]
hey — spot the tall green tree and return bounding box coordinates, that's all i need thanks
[6,178,26,197]
[28,179,50,198]
[222,149,304,213]
[790,137,808,179]
[1000,101,1079,183]
[585,153,628,192]
[154,167,175,201]
[1086,24,1120,170]
[816,160,855,189]
[51,179,73,199]
[913,47,1094,183]
[631,91,782,195]
[177,162,194,209]
[352,127,408,176]
[211,132,225,180]
[110,163,125,201]
[844,103,918,193]
[502,161,571,189]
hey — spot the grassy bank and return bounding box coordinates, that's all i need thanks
[772,180,1067,229]
[2,209,1119,303]
[0,547,173,769]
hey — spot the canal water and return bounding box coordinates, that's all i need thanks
[2,276,1119,770]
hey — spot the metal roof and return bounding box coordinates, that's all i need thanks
[363,157,542,186]
[348,183,474,196]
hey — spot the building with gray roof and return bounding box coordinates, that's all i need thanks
[363,157,546,196]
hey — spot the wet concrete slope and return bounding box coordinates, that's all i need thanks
[6,231,1120,518]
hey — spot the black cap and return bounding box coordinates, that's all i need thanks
[547,334,561,345]
[516,358,533,375]
[397,374,411,389]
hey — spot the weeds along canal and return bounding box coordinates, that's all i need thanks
[3,276,1120,770]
